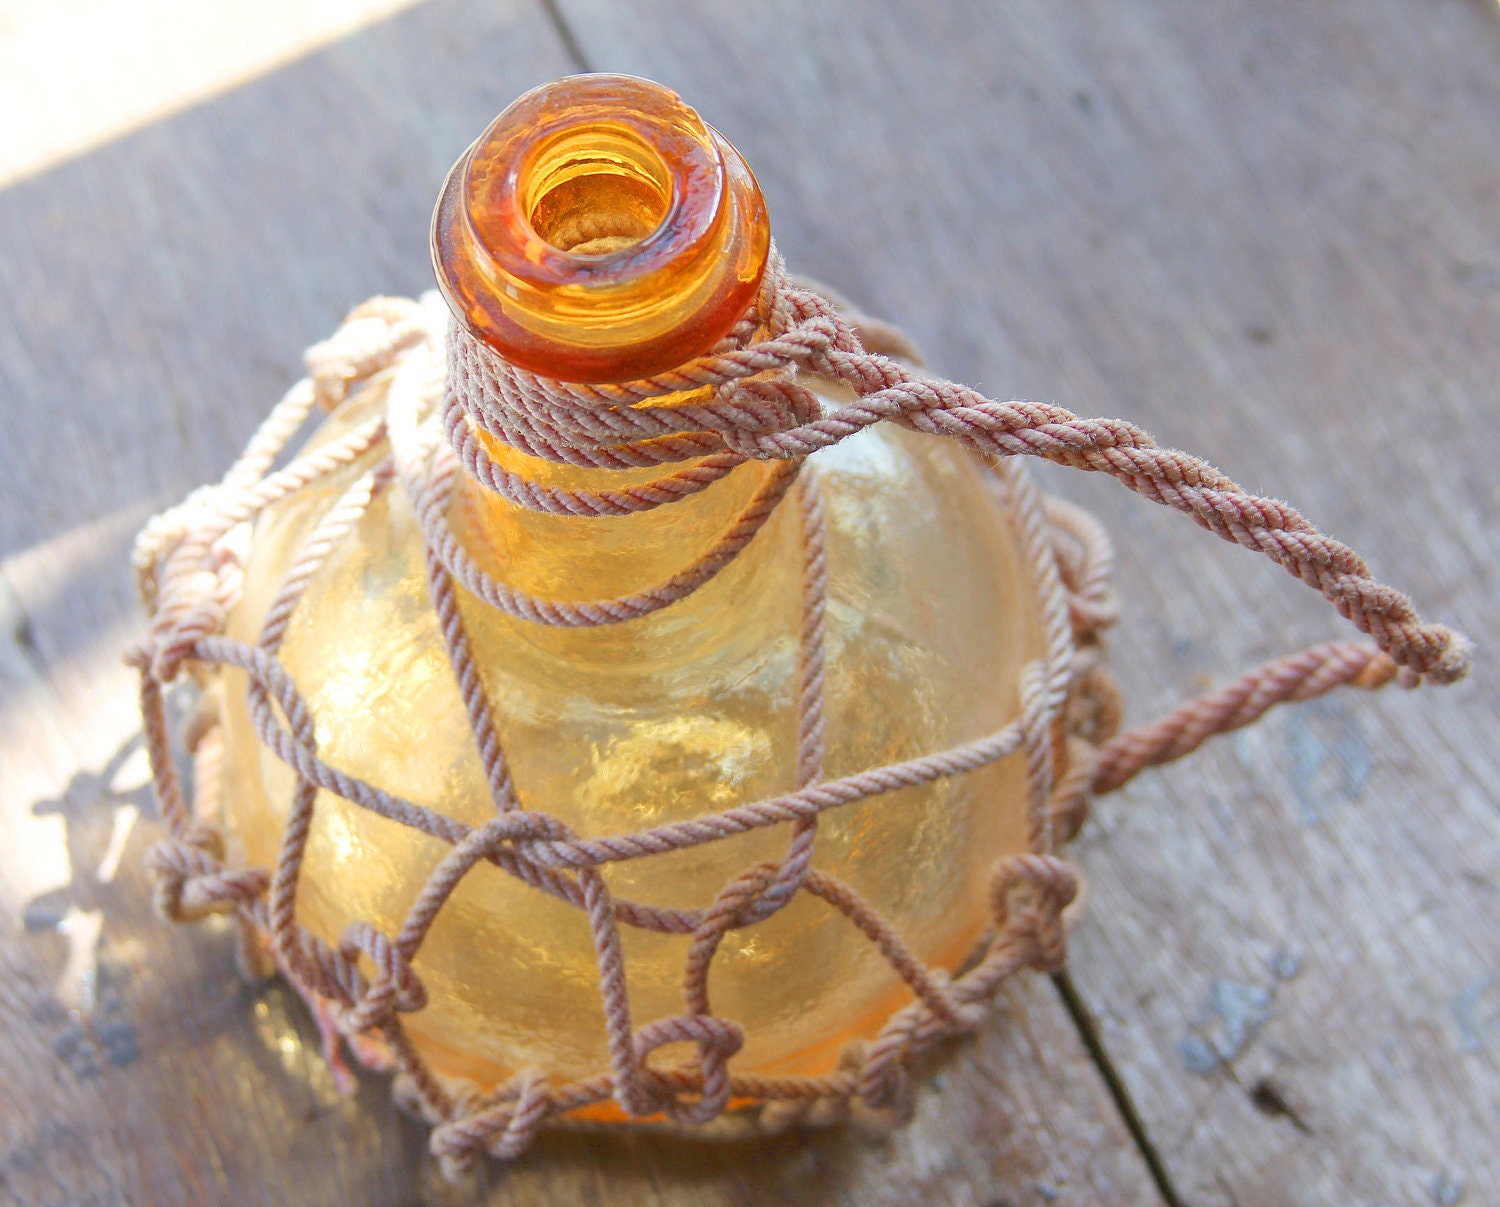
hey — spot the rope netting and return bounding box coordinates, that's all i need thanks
[130,248,1469,1176]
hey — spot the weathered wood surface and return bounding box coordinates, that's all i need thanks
[1,1,1495,1204]
[0,2,1155,1205]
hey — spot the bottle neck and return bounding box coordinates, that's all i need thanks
[448,406,780,606]
[430,73,778,604]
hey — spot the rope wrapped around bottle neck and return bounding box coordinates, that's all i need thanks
[442,251,839,518]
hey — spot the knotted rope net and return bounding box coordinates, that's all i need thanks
[131,248,1470,1176]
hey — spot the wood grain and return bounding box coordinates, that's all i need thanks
[0,1,1161,1204]
[551,0,1500,1203]
[4,0,1496,1202]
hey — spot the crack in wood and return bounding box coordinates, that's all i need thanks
[540,0,594,73]
[1247,1078,1312,1136]
[1053,971,1185,1207]
[0,567,48,680]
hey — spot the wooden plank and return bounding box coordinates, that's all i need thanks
[0,2,1160,1205]
[1,4,555,1206]
[0,0,426,187]
[550,0,1500,1203]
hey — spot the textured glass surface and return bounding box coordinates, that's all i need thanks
[220,381,1044,1091]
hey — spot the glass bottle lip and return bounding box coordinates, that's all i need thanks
[431,73,770,384]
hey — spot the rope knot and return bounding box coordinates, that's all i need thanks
[629,1014,745,1126]
[145,828,268,922]
[852,1032,917,1122]
[1045,496,1119,641]
[141,582,228,682]
[430,1071,551,1179]
[716,375,824,459]
[470,810,579,875]
[335,921,428,1032]
[990,853,1079,973]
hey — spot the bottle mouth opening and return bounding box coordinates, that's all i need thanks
[432,73,770,384]
[523,126,672,256]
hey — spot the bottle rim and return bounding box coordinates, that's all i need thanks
[431,74,770,384]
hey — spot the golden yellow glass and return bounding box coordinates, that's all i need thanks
[219,75,1046,1107]
[433,73,769,382]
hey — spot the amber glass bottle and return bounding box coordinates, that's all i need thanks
[219,75,1044,1101]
